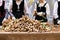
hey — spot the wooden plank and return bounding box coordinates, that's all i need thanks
[0,32,60,40]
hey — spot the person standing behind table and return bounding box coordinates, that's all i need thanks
[25,0,37,19]
[34,0,50,22]
[2,0,15,23]
[9,0,28,19]
[53,0,60,25]
[0,0,5,25]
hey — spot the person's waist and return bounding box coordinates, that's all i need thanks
[13,11,24,13]
[37,11,46,12]
[37,12,46,14]
[13,10,23,12]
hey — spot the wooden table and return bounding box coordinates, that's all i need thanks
[0,25,60,40]
[0,32,60,40]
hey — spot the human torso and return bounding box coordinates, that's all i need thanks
[12,0,24,18]
[35,1,47,22]
[12,0,24,13]
[37,1,46,13]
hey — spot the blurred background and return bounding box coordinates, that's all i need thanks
[26,0,57,24]
[4,0,58,24]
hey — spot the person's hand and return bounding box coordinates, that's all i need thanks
[33,11,37,16]
[12,17,16,20]
[57,20,60,24]
[37,12,43,16]
[2,18,7,23]
[43,12,45,16]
